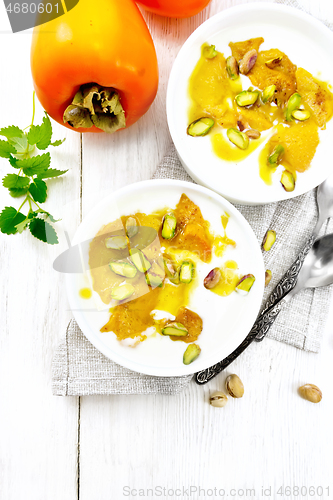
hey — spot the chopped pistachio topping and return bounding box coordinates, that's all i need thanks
[226,56,239,80]
[235,90,259,107]
[280,170,295,192]
[286,92,302,121]
[63,83,126,133]
[183,343,201,365]
[262,85,276,104]
[227,128,249,150]
[262,230,276,251]
[291,109,311,121]
[203,44,217,59]
[268,144,285,166]
[187,117,215,137]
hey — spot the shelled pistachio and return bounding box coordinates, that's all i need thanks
[239,49,257,74]
[235,90,259,107]
[262,230,276,251]
[245,129,260,140]
[235,274,256,295]
[265,270,272,287]
[227,128,249,150]
[262,84,276,104]
[109,261,137,278]
[129,248,151,273]
[187,117,215,137]
[226,55,239,80]
[105,235,128,250]
[204,267,221,289]
[179,261,194,284]
[183,344,201,365]
[203,44,217,59]
[125,217,139,238]
[281,170,295,192]
[162,322,188,337]
[286,92,301,121]
[161,213,177,240]
[291,109,311,121]
[265,56,282,69]
[111,283,135,301]
[268,144,285,166]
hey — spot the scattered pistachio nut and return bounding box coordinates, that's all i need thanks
[162,322,188,337]
[227,128,249,150]
[235,274,255,295]
[183,343,201,365]
[105,235,128,250]
[187,117,215,137]
[239,49,257,75]
[292,109,311,121]
[262,84,276,104]
[179,261,194,284]
[245,128,261,140]
[235,90,259,107]
[226,55,239,80]
[125,217,139,238]
[225,374,244,398]
[145,272,163,288]
[203,44,217,59]
[262,230,276,251]
[281,170,295,192]
[129,248,151,273]
[161,213,177,240]
[111,283,135,301]
[265,56,282,69]
[286,92,302,121]
[163,256,179,283]
[265,270,272,287]
[209,391,228,408]
[204,267,221,289]
[298,384,322,404]
[268,144,285,166]
[109,261,137,278]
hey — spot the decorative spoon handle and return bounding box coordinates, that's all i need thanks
[254,234,315,341]
[195,235,316,385]
[195,299,286,385]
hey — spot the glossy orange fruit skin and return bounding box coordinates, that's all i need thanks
[31,0,158,133]
[136,0,211,18]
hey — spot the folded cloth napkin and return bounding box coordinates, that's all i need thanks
[52,144,333,396]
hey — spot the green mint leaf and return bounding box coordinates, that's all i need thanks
[15,217,30,234]
[37,168,68,179]
[2,173,30,189]
[27,113,52,150]
[0,140,17,158]
[29,218,58,245]
[29,178,47,203]
[0,126,24,139]
[9,187,29,198]
[8,155,18,168]
[16,153,51,176]
[9,135,30,154]
[0,206,26,235]
[50,138,66,147]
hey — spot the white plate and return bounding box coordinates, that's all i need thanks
[66,179,264,376]
[167,2,333,205]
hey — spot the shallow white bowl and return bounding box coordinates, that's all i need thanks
[167,2,333,205]
[66,180,265,376]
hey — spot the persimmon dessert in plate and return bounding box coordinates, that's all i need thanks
[66,180,264,376]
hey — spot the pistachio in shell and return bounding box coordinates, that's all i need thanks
[225,374,244,398]
[209,391,228,408]
[298,384,322,403]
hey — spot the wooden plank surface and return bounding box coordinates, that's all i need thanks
[1,0,333,499]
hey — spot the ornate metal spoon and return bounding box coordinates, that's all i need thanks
[195,213,333,385]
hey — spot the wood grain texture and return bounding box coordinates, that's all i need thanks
[1,0,333,499]
[0,10,79,500]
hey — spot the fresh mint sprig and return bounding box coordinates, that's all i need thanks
[0,93,67,244]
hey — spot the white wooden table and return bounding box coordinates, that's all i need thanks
[1,1,333,499]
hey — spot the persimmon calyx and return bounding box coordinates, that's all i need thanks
[63,83,126,133]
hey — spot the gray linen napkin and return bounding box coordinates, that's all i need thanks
[52,145,333,396]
